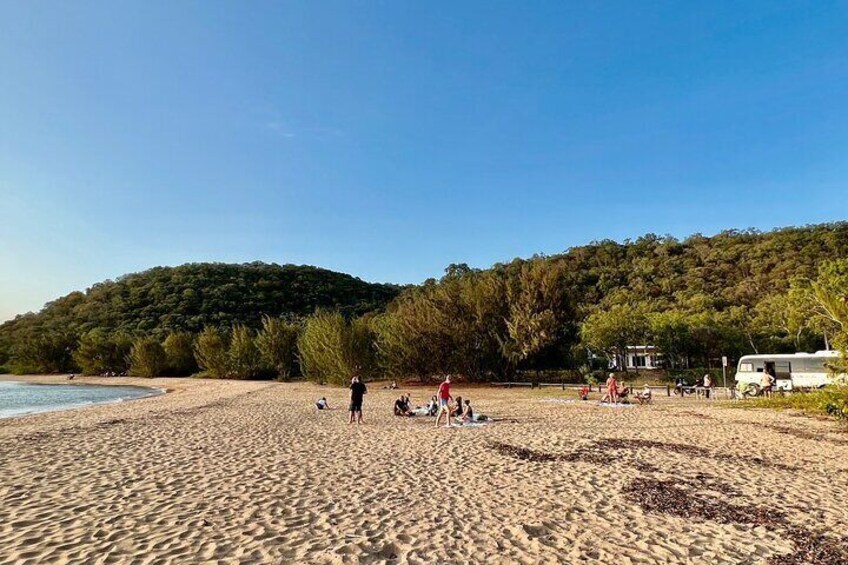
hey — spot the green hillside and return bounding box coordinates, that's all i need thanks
[2,223,847,379]
[0,262,400,370]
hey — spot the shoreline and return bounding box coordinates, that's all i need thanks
[0,376,166,420]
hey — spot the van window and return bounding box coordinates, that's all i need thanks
[739,362,753,372]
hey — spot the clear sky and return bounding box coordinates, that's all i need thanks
[1,1,847,321]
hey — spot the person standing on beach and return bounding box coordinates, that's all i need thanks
[349,375,367,424]
[760,367,775,398]
[605,373,619,404]
[435,375,453,428]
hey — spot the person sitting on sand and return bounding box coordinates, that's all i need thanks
[579,386,590,401]
[618,383,631,401]
[393,395,412,417]
[635,385,652,405]
[461,399,474,422]
[316,397,330,410]
[453,395,464,417]
[427,395,439,416]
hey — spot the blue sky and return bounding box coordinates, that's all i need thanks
[1,1,847,321]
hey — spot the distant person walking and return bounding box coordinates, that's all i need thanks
[435,375,453,428]
[702,374,712,399]
[349,375,367,424]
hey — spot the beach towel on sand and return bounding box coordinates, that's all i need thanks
[451,420,491,428]
[596,402,636,408]
[539,399,577,404]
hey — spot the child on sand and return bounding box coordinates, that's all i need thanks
[316,397,330,410]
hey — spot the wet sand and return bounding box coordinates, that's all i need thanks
[1,375,846,564]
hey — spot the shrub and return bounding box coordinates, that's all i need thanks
[298,311,378,385]
[128,337,167,378]
[73,330,133,375]
[228,325,262,379]
[163,332,198,375]
[747,386,848,423]
[255,316,300,380]
[194,327,229,378]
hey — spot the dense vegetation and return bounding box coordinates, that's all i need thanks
[1,223,847,384]
[744,386,848,422]
[0,263,399,374]
[368,223,848,381]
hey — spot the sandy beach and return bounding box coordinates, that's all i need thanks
[1,375,847,564]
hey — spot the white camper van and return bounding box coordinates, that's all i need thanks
[735,351,843,393]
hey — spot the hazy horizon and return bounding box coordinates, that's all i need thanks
[3,2,847,321]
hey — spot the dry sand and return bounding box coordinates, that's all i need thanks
[1,375,847,564]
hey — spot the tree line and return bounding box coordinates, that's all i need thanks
[2,223,847,381]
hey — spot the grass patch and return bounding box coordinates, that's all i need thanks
[742,386,848,423]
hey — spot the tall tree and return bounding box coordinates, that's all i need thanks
[580,304,649,371]
[73,330,132,375]
[255,316,300,380]
[194,327,230,378]
[128,337,167,378]
[228,325,262,380]
[163,332,198,376]
[298,311,378,385]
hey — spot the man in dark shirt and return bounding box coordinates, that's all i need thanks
[349,375,367,424]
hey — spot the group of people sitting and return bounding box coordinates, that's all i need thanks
[394,392,476,423]
[600,373,653,405]
[393,394,413,416]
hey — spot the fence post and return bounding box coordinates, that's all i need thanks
[667,385,671,397]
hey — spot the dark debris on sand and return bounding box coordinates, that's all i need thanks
[677,410,715,420]
[489,442,559,462]
[623,478,778,526]
[625,478,848,565]
[600,438,797,471]
[771,526,848,565]
[489,442,618,466]
[764,424,848,446]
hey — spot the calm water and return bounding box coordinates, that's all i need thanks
[0,381,163,419]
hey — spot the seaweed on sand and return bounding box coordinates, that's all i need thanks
[625,478,848,565]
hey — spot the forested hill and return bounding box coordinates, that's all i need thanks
[0,263,401,339]
[541,222,848,313]
[2,223,848,378]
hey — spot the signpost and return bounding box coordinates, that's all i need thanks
[721,355,728,388]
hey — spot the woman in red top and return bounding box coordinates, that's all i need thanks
[435,375,453,428]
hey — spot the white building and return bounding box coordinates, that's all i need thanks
[614,346,663,370]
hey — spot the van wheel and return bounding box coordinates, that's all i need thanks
[742,384,760,398]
